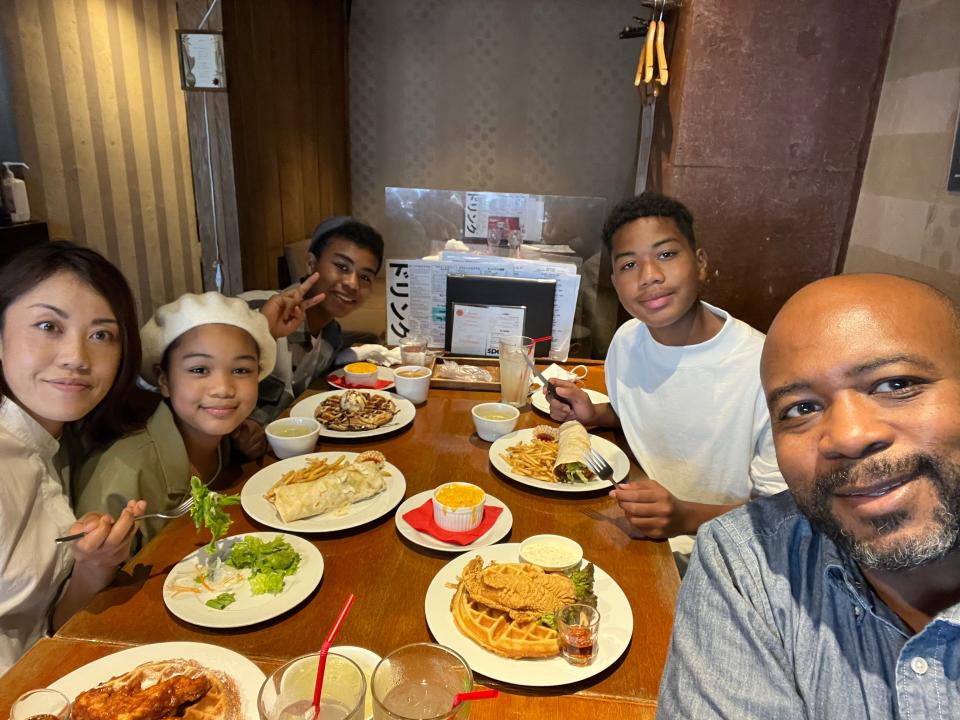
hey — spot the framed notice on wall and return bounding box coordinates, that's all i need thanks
[178,31,227,91]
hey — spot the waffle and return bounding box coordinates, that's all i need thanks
[314,391,398,431]
[71,658,241,720]
[451,583,560,659]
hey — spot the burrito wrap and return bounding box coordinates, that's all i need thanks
[272,457,386,522]
[554,421,593,483]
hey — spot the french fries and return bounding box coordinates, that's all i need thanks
[265,455,347,501]
[500,438,558,483]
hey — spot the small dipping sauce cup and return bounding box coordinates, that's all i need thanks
[557,603,601,666]
[258,651,366,720]
[372,643,472,720]
[9,689,71,720]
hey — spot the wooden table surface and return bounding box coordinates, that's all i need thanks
[0,364,679,719]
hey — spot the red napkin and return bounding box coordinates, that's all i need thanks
[403,499,504,545]
[329,375,393,390]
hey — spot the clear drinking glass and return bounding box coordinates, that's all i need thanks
[497,335,534,407]
[259,652,366,720]
[371,643,472,720]
[9,688,71,720]
[557,603,601,666]
[399,335,428,367]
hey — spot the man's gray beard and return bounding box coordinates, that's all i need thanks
[798,453,960,572]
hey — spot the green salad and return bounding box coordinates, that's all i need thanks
[226,535,301,596]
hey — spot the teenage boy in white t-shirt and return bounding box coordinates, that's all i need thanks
[548,192,786,558]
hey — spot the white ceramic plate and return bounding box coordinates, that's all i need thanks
[241,452,407,533]
[331,645,380,720]
[290,390,415,439]
[424,543,633,686]
[327,366,396,391]
[489,428,629,492]
[394,490,513,553]
[531,387,609,415]
[162,532,323,628]
[49,642,264,719]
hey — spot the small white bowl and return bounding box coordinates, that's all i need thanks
[343,362,379,387]
[519,534,584,572]
[432,482,486,532]
[265,417,320,459]
[471,402,520,442]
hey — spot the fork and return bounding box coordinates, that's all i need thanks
[583,448,621,489]
[54,496,195,543]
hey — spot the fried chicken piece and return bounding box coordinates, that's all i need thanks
[458,557,575,623]
[72,674,211,720]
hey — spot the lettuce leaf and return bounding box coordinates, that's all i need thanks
[190,476,241,554]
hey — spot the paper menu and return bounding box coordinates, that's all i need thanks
[449,304,526,356]
[463,192,545,243]
[386,255,581,361]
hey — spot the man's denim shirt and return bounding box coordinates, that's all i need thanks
[657,491,960,719]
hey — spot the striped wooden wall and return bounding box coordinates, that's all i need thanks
[0,0,202,321]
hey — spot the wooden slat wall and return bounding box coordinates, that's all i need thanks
[222,0,351,291]
[0,0,202,320]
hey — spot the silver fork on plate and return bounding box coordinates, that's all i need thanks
[583,448,621,489]
[54,496,195,543]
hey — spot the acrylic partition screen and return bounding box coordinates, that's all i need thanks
[384,187,612,359]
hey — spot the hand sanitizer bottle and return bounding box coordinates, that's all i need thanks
[1,162,31,223]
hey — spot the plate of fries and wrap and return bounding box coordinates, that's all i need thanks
[49,641,264,720]
[241,451,407,532]
[424,543,633,686]
[489,421,629,492]
[290,389,415,438]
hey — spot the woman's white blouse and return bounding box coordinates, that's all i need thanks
[0,399,76,674]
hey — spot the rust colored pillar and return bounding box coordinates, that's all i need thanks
[648,0,898,331]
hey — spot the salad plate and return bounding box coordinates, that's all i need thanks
[162,531,322,628]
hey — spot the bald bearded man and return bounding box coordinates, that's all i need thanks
[657,274,960,719]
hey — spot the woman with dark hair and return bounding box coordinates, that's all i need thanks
[0,241,146,673]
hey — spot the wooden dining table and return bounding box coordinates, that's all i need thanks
[0,362,680,719]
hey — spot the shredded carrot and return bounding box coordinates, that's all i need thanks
[170,585,201,595]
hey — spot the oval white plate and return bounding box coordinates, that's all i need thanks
[424,543,633,686]
[241,452,406,533]
[327,366,396,391]
[489,427,628,492]
[290,390,415,439]
[49,642,264,719]
[531,387,609,415]
[331,645,380,720]
[162,531,323,628]
[394,490,513,553]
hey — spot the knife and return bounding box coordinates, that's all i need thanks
[522,353,573,408]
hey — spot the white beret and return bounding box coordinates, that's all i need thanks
[140,291,276,383]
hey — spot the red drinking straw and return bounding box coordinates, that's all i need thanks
[451,689,499,709]
[311,593,356,720]
[530,335,552,345]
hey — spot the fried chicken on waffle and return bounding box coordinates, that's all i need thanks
[71,658,240,720]
[314,390,398,431]
[450,556,576,658]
